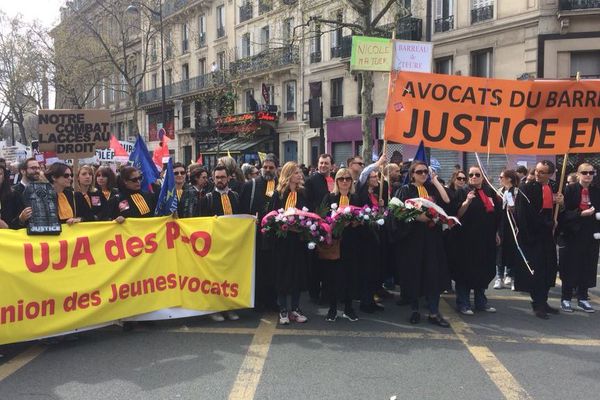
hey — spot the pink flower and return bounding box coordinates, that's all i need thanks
[281,224,289,231]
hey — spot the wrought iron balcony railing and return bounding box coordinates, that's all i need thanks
[217,26,225,38]
[310,51,322,64]
[471,5,494,24]
[239,3,253,23]
[259,0,273,14]
[230,46,299,77]
[559,0,600,10]
[330,105,343,118]
[197,32,206,48]
[139,72,228,105]
[434,15,454,32]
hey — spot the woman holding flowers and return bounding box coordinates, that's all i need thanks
[320,168,361,322]
[394,161,452,327]
[271,161,309,325]
[453,166,502,315]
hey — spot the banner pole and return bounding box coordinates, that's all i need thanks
[379,30,396,203]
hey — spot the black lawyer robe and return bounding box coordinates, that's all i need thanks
[107,189,157,219]
[200,189,240,216]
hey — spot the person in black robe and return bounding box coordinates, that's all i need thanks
[393,161,451,327]
[495,169,520,290]
[0,165,21,229]
[45,163,94,224]
[179,166,209,218]
[453,166,502,315]
[200,165,240,216]
[304,154,334,303]
[442,170,468,295]
[319,168,361,322]
[514,160,562,319]
[240,154,279,311]
[558,162,600,313]
[93,166,119,221]
[107,166,157,221]
[270,161,309,325]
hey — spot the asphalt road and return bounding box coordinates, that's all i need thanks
[1,280,599,400]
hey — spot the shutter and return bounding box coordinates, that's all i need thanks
[430,149,460,182]
[464,152,508,187]
[435,0,443,19]
[332,142,353,167]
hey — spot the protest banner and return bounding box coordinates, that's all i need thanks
[393,40,433,72]
[0,216,255,345]
[384,72,600,155]
[38,109,111,159]
[350,36,393,71]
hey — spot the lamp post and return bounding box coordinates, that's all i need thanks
[127,1,167,138]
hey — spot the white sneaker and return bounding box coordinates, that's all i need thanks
[279,311,290,325]
[503,276,512,288]
[493,278,502,290]
[225,311,239,320]
[210,312,225,322]
[511,281,515,291]
[289,309,308,323]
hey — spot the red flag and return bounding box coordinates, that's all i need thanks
[153,135,170,168]
[109,135,129,157]
[196,153,203,165]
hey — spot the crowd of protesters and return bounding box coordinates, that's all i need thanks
[0,152,598,329]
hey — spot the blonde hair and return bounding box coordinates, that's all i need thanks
[333,168,355,195]
[76,165,96,192]
[277,161,304,194]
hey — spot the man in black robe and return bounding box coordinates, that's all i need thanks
[515,160,563,319]
[201,165,240,216]
[240,154,279,311]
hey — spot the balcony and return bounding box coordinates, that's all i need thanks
[330,36,352,59]
[559,0,600,9]
[230,46,299,77]
[197,32,206,48]
[282,0,297,4]
[138,72,228,106]
[259,0,273,14]
[471,5,494,24]
[239,3,253,23]
[434,15,454,32]
[397,18,422,41]
[310,51,322,63]
[163,0,193,19]
[217,26,225,38]
[330,105,343,118]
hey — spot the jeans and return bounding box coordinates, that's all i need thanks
[278,291,300,312]
[410,294,440,315]
[561,285,589,302]
[496,265,513,278]
[455,282,488,310]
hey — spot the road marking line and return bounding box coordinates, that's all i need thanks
[276,329,458,341]
[228,315,277,400]
[163,327,258,335]
[440,300,532,400]
[0,346,46,382]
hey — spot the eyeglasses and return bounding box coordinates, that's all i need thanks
[352,162,365,167]
[173,171,186,176]
[414,170,429,175]
[337,177,353,182]
[263,166,276,170]
[580,170,595,176]
[127,176,142,183]
[535,170,549,175]
[62,173,73,178]
[456,176,467,181]
[469,173,481,178]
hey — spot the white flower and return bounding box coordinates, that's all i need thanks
[331,203,338,210]
[596,212,600,221]
[310,224,317,231]
[389,197,402,207]
[299,215,305,220]
[405,202,414,209]
[365,207,372,213]
[281,217,288,222]
[319,236,324,242]
[363,215,370,220]
[278,208,284,213]
[343,207,351,214]
[307,241,316,250]
[302,206,309,212]
[275,215,282,222]
[376,219,385,226]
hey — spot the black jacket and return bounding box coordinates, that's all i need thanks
[239,176,277,219]
[305,173,330,212]
[201,189,240,216]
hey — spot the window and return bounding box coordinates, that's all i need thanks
[471,0,493,24]
[217,51,226,70]
[435,57,453,74]
[471,48,492,77]
[241,33,251,58]
[330,11,343,58]
[198,15,206,47]
[166,69,173,85]
[570,51,600,78]
[310,22,321,63]
[199,58,206,75]
[217,6,225,38]
[165,30,173,58]
[182,64,189,80]
[182,104,191,128]
[244,88,255,112]
[182,23,189,53]
[106,77,115,103]
[263,83,275,105]
[151,38,157,62]
[152,73,158,89]
[434,0,454,32]
[330,78,343,117]
[283,18,293,44]
[284,80,296,112]
[261,26,269,52]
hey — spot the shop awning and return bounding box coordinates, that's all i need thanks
[203,136,270,154]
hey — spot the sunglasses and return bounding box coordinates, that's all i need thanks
[580,170,595,176]
[469,173,481,178]
[353,162,365,167]
[173,171,186,176]
[337,177,353,182]
[127,176,142,183]
[414,170,429,175]
[63,173,73,178]
[456,176,467,181]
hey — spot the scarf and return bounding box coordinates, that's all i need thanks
[265,180,275,197]
[131,193,150,215]
[102,189,111,200]
[477,188,494,213]
[58,192,74,220]
[542,184,553,210]
[285,191,297,210]
[580,187,590,211]
[339,194,349,207]
[416,185,429,199]
[82,192,91,208]
[176,189,183,201]
[221,193,233,215]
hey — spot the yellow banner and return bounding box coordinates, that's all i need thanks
[0,216,255,345]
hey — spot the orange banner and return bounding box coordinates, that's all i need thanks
[384,72,600,155]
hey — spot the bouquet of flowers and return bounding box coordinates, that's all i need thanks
[261,207,332,249]
[387,197,423,223]
[325,204,386,238]
[405,198,460,230]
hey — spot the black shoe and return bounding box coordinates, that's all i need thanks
[359,304,375,314]
[409,311,421,324]
[534,309,549,319]
[396,297,411,306]
[342,309,359,322]
[544,303,560,315]
[325,308,338,322]
[428,315,450,328]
